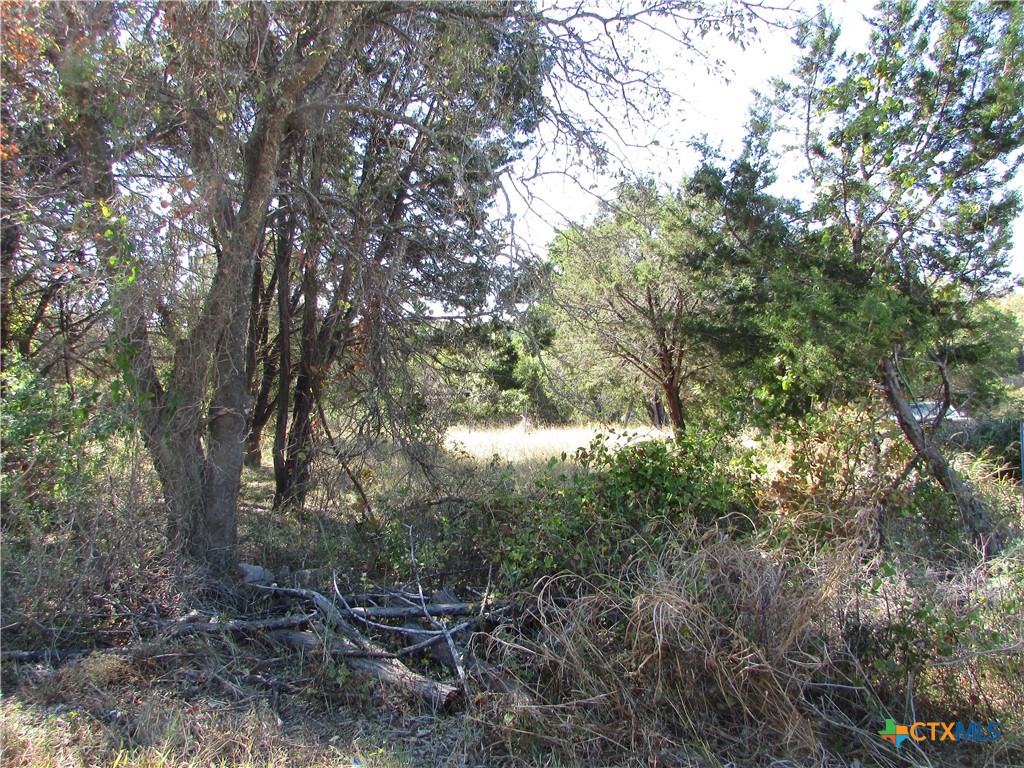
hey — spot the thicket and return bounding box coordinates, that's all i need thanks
[3,388,1022,766]
[3,1,1024,766]
[394,404,1023,766]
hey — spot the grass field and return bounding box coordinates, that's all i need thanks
[445,423,670,463]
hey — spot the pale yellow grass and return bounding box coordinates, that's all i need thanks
[0,696,417,768]
[445,423,669,464]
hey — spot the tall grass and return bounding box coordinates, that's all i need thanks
[466,407,1024,767]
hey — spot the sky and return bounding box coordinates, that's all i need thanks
[505,1,1024,283]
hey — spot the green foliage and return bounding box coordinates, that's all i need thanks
[845,550,1024,728]
[1,355,122,532]
[478,405,1023,765]
[679,1,1024,429]
[943,300,1024,409]
[433,317,568,425]
[546,177,775,429]
[774,0,1023,340]
[493,431,751,586]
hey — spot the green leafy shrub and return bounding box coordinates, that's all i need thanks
[1,355,122,533]
[493,431,753,586]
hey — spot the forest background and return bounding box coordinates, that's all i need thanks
[2,1,1023,767]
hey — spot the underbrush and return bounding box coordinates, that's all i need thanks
[0,360,185,653]
[2,400,1022,767]
[464,406,1024,766]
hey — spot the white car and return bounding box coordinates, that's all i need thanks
[907,401,972,424]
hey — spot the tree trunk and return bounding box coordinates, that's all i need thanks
[272,211,296,501]
[245,432,263,469]
[0,200,19,380]
[878,354,1002,558]
[645,392,668,428]
[276,371,317,512]
[199,300,253,569]
[54,2,337,571]
[244,240,280,469]
[662,383,686,433]
[245,357,278,469]
[275,210,320,512]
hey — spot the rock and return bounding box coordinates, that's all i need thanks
[237,562,275,585]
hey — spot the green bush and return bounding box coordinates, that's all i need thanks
[1,355,122,533]
[493,431,752,586]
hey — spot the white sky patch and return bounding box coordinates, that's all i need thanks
[504,1,1024,281]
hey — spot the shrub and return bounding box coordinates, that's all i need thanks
[492,430,753,587]
[1,356,176,652]
[476,404,1024,766]
[1,355,120,532]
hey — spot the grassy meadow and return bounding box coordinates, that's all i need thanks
[445,422,670,467]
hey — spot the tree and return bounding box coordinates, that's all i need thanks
[763,0,1024,555]
[246,9,548,510]
[3,0,770,571]
[0,2,110,390]
[548,178,770,431]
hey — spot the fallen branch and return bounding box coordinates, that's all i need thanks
[266,629,462,711]
[249,582,465,710]
[343,602,501,620]
[405,526,468,692]
[247,584,370,650]
[166,613,316,637]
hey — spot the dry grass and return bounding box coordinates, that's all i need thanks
[3,410,1022,768]
[475,527,873,766]
[467,408,1024,767]
[0,636,484,768]
[445,423,669,467]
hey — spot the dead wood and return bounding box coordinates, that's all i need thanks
[247,583,370,649]
[266,629,463,711]
[878,354,1003,557]
[166,613,316,637]
[344,602,497,620]
[249,582,469,709]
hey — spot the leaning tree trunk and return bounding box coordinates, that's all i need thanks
[878,354,1002,558]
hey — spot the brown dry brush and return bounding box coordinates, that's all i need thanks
[0,435,199,657]
[478,531,870,766]
[474,406,1023,767]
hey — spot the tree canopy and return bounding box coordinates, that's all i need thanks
[1,0,771,569]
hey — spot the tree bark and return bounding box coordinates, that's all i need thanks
[645,392,668,428]
[51,2,338,571]
[878,354,1002,558]
[277,369,317,512]
[272,212,297,502]
[662,382,686,433]
[276,220,322,512]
